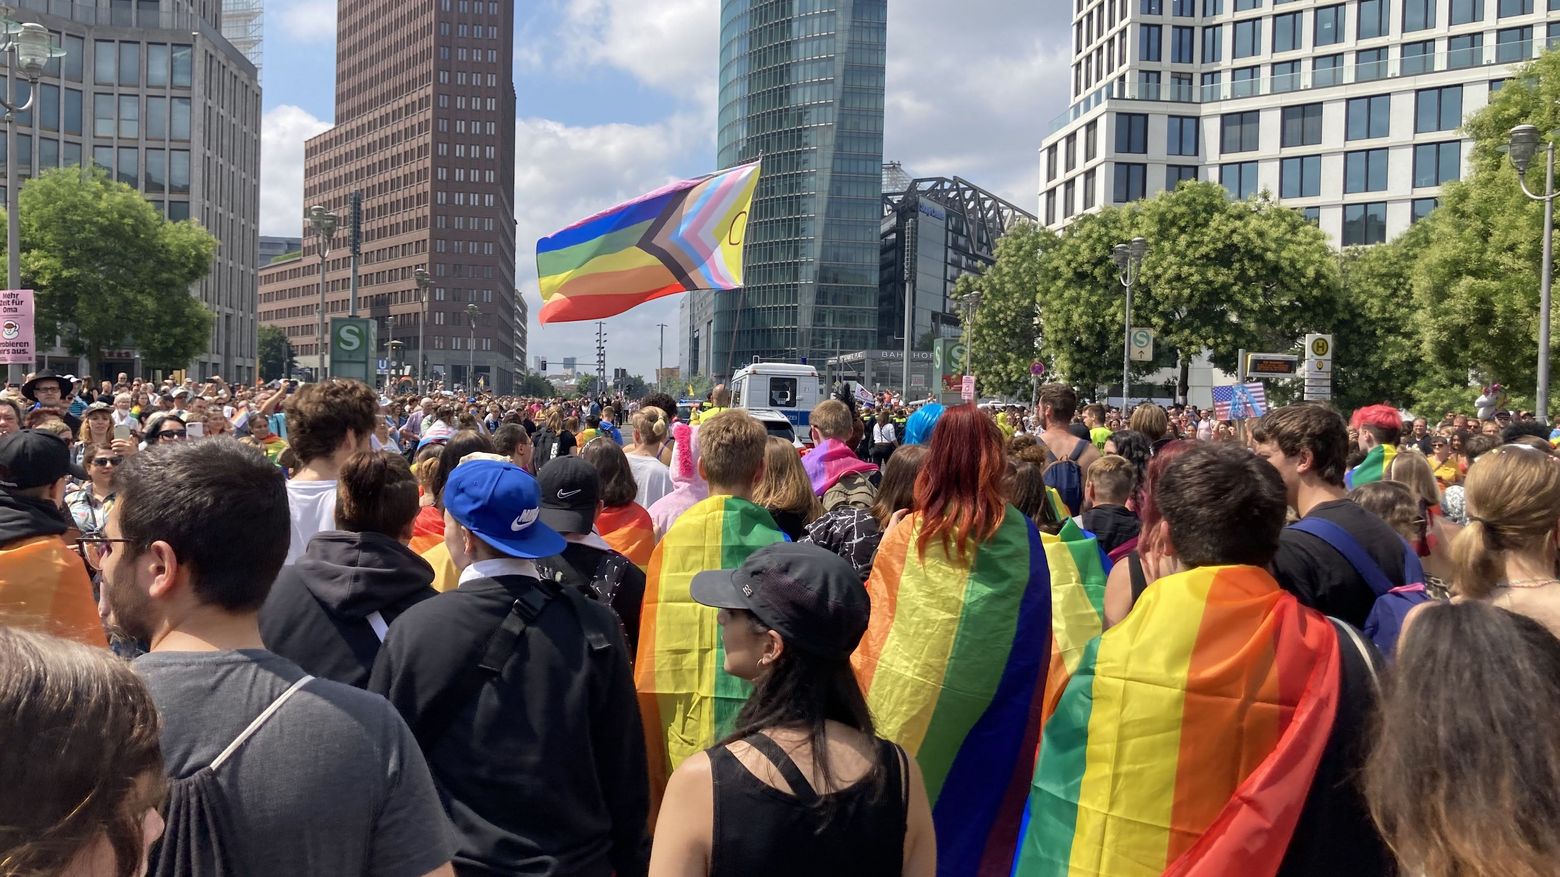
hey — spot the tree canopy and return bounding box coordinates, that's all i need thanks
[12,167,216,374]
[257,324,295,380]
[958,221,1053,399]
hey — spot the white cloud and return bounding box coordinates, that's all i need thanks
[259,104,332,237]
[515,114,713,378]
[274,0,337,43]
[554,0,719,106]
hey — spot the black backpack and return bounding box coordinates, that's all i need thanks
[1044,438,1090,516]
[532,427,561,467]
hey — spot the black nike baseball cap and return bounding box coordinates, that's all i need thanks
[536,456,599,535]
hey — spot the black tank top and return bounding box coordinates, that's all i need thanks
[710,733,909,877]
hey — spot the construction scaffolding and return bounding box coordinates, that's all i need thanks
[221,0,263,76]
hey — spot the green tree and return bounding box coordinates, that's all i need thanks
[576,374,598,397]
[515,371,556,398]
[958,221,1054,398]
[1407,49,1560,410]
[257,324,296,380]
[1040,182,1338,399]
[13,167,217,375]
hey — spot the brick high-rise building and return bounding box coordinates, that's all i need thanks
[258,0,521,392]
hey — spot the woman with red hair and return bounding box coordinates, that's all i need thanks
[1102,438,1197,628]
[851,403,1055,867]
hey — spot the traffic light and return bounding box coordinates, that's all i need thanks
[539,357,547,372]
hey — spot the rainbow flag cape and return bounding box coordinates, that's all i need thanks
[853,506,1054,876]
[0,536,106,647]
[635,494,785,811]
[536,161,762,324]
[597,501,655,568]
[1015,565,1341,877]
[1345,443,1396,488]
[1039,520,1111,725]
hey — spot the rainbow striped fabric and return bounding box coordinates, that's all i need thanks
[853,506,1056,876]
[536,161,762,324]
[0,536,106,647]
[634,494,785,809]
[1015,565,1341,877]
[597,501,655,568]
[1345,443,1397,488]
[1039,520,1111,724]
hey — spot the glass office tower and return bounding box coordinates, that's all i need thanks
[688,0,887,379]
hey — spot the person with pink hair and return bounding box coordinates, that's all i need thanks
[648,421,707,539]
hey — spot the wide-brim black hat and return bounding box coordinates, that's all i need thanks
[21,369,67,401]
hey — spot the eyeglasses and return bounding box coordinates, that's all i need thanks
[157,431,187,440]
[91,456,124,467]
[74,537,135,571]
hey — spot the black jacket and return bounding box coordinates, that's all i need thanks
[540,541,647,655]
[368,571,649,877]
[1081,504,1141,556]
[0,488,69,546]
[260,531,438,688]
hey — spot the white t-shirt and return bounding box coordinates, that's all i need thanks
[284,479,338,566]
[626,452,675,511]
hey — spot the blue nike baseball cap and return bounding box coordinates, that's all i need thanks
[443,460,566,559]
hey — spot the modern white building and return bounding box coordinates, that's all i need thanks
[1039,0,1560,245]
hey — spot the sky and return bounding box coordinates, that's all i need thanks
[258,0,1073,378]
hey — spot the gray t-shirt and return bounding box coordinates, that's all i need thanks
[135,649,454,877]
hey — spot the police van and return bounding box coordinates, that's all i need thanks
[729,362,824,434]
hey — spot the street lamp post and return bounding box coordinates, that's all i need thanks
[387,340,403,392]
[1508,124,1555,424]
[1112,237,1149,408]
[959,290,983,381]
[466,303,479,391]
[306,205,338,381]
[414,267,430,392]
[0,19,63,385]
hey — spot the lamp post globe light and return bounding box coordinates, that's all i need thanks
[466,303,479,391]
[1507,124,1556,424]
[1112,236,1148,409]
[414,267,431,392]
[306,205,338,380]
[0,17,64,384]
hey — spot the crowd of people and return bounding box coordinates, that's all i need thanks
[3,368,1560,877]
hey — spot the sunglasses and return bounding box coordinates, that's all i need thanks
[74,537,135,571]
[157,431,188,440]
[91,456,125,467]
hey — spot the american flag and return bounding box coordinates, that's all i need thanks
[1211,382,1268,421]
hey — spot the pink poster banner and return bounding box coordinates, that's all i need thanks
[0,289,34,366]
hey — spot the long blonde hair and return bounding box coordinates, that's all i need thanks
[752,436,820,523]
[1387,449,1440,506]
[1452,445,1560,598]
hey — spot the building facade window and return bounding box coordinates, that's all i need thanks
[1499,0,1533,15]
[1167,164,1199,188]
[1282,103,1323,147]
[1063,179,1076,218]
[1451,0,1485,23]
[1497,26,1533,63]
[1358,0,1389,38]
[1346,95,1391,140]
[1233,18,1262,57]
[1221,161,1259,199]
[1412,197,1439,222]
[1221,110,1260,152]
[1416,85,1463,132]
[1272,60,1301,91]
[1315,4,1344,45]
[1345,148,1389,192]
[1085,120,1098,160]
[1404,0,1436,31]
[1281,155,1322,197]
[1116,113,1148,153]
[1414,141,1462,187]
[1066,133,1077,171]
[1114,162,1147,201]
[1167,115,1200,155]
[1313,53,1344,85]
[1343,202,1387,244]
[1356,47,1387,81]
[1449,33,1483,68]
[1172,26,1195,63]
[1273,12,1302,51]
[1140,24,1163,60]
[1083,168,1097,208]
[1402,40,1434,74]
[1202,24,1223,62]
[1232,65,1259,96]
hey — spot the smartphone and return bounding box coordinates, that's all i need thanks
[186,422,204,438]
[113,424,131,441]
[286,380,298,395]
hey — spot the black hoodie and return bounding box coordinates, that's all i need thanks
[260,530,438,688]
[0,487,68,546]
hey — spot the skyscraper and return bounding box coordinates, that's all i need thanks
[258,0,521,392]
[683,0,888,380]
[220,0,262,75]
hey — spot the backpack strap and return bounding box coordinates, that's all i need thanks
[211,675,314,770]
[365,610,389,643]
[1330,617,1381,695]
[1068,438,1089,462]
[478,578,559,674]
[1289,517,1396,597]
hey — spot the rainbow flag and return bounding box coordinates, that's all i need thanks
[1015,565,1342,877]
[853,506,1055,876]
[1345,443,1397,488]
[635,494,785,811]
[0,536,106,648]
[1039,520,1111,725]
[536,161,762,324]
[597,501,655,568]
